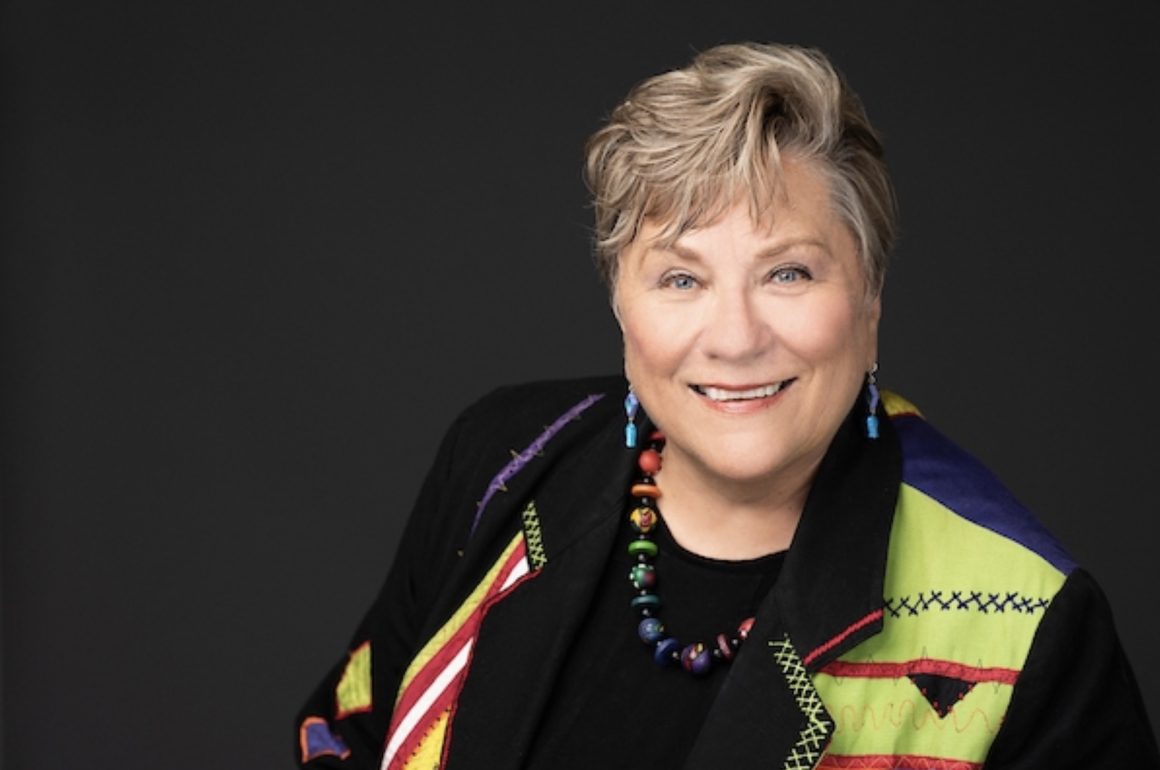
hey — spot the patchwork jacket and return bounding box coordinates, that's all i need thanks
[296,376,1158,769]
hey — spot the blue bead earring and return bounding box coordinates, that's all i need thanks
[865,364,880,440]
[624,388,640,448]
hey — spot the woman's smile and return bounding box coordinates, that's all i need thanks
[689,380,795,411]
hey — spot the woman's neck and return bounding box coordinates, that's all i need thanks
[652,451,820,561]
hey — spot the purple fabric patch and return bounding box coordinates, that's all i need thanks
[470,393,606,536]
[893,413,1076,575]
[301,717,350,761]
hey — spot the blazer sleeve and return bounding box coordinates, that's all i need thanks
[293,411,472,769]
[984,568,1160,768]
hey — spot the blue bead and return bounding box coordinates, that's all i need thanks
[631,593,660,610]
[625,423,637,448]
[653,638,680,667]
[638,617,665,644]
[681,643,713,676]
[866,415,879,439]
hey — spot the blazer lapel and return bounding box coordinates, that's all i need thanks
[444,412,632,767]
[685,409,901,769]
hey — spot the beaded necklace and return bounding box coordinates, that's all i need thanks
[627,430,756,677]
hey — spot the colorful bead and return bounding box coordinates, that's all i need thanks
[681,643,713,676]
[631,593,661,610]
[637,448,662,475]
[627,539,658,558]
[653,638,680,667]
[629,563,656,590]
[715,633,734,661]
[629,506,657,534]
[638,617,665,644]
[630,483,661,499]
[626,442,756,680]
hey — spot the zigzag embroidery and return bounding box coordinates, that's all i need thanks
[470,393,605,536]
[521,500,547,570]
[830,699,1001,736]
[883,590,1049,618]
[772,636,834,770]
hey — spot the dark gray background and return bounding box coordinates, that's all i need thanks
[3,3,1157,768]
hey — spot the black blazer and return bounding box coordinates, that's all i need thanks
[297,376,1158,769]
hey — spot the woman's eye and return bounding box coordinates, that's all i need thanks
[769,266,811,284]
[661,272,699,290]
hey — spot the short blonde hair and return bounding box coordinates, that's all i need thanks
[584,42,896,296]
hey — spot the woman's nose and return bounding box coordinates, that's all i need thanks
[701,291,768,362]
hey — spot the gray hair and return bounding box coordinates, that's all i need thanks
[584,42,896,296]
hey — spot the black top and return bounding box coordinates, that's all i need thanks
[524,515,786,769]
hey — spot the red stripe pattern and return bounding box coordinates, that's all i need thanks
[819,754,981,770]
[820,658,1018,685]
[381,538,531,769]
[803,609,884,667]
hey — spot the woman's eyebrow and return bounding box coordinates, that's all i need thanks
[754,238,831,260]
[656,237,831,263]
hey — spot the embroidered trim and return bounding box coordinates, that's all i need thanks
[884,590,1049,618]
[771,635,834,770]
[828,698,1001,735]
[299,715,352,762]
[520,500,547,570]
[382,533,533,769]
[470,393,605,536]
[803,609,883,667]
[818,753,980,770]
[820,659,1018,686]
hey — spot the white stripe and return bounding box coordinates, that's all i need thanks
[499,556,530,592]
[378,553,529,769]
[380,639,474,769]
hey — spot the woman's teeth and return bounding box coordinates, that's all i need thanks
[696,382,788,402]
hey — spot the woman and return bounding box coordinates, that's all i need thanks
[296,43,1158,769]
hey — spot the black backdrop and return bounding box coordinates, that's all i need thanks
[3,3,1158,768]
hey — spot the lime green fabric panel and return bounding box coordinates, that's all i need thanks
[813,673,1011,762]
[845,484,1066,669]
[810,483,1068,763]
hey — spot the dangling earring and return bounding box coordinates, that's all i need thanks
[865,364,880,440]
[624,388,640,448]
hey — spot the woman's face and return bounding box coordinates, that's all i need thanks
[614,159,880,494]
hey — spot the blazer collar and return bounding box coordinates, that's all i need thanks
[447,386,900,768]
[686,405,901,767]
[771,403,901,670]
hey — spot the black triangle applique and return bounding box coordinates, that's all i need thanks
[907,673,976,718]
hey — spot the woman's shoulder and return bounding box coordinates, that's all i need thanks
[426,376,627,492]
[453,375,626,438]
[883,391,1076,581]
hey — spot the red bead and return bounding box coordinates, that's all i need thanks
[638,448,662,475]
[737,617,755,641]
